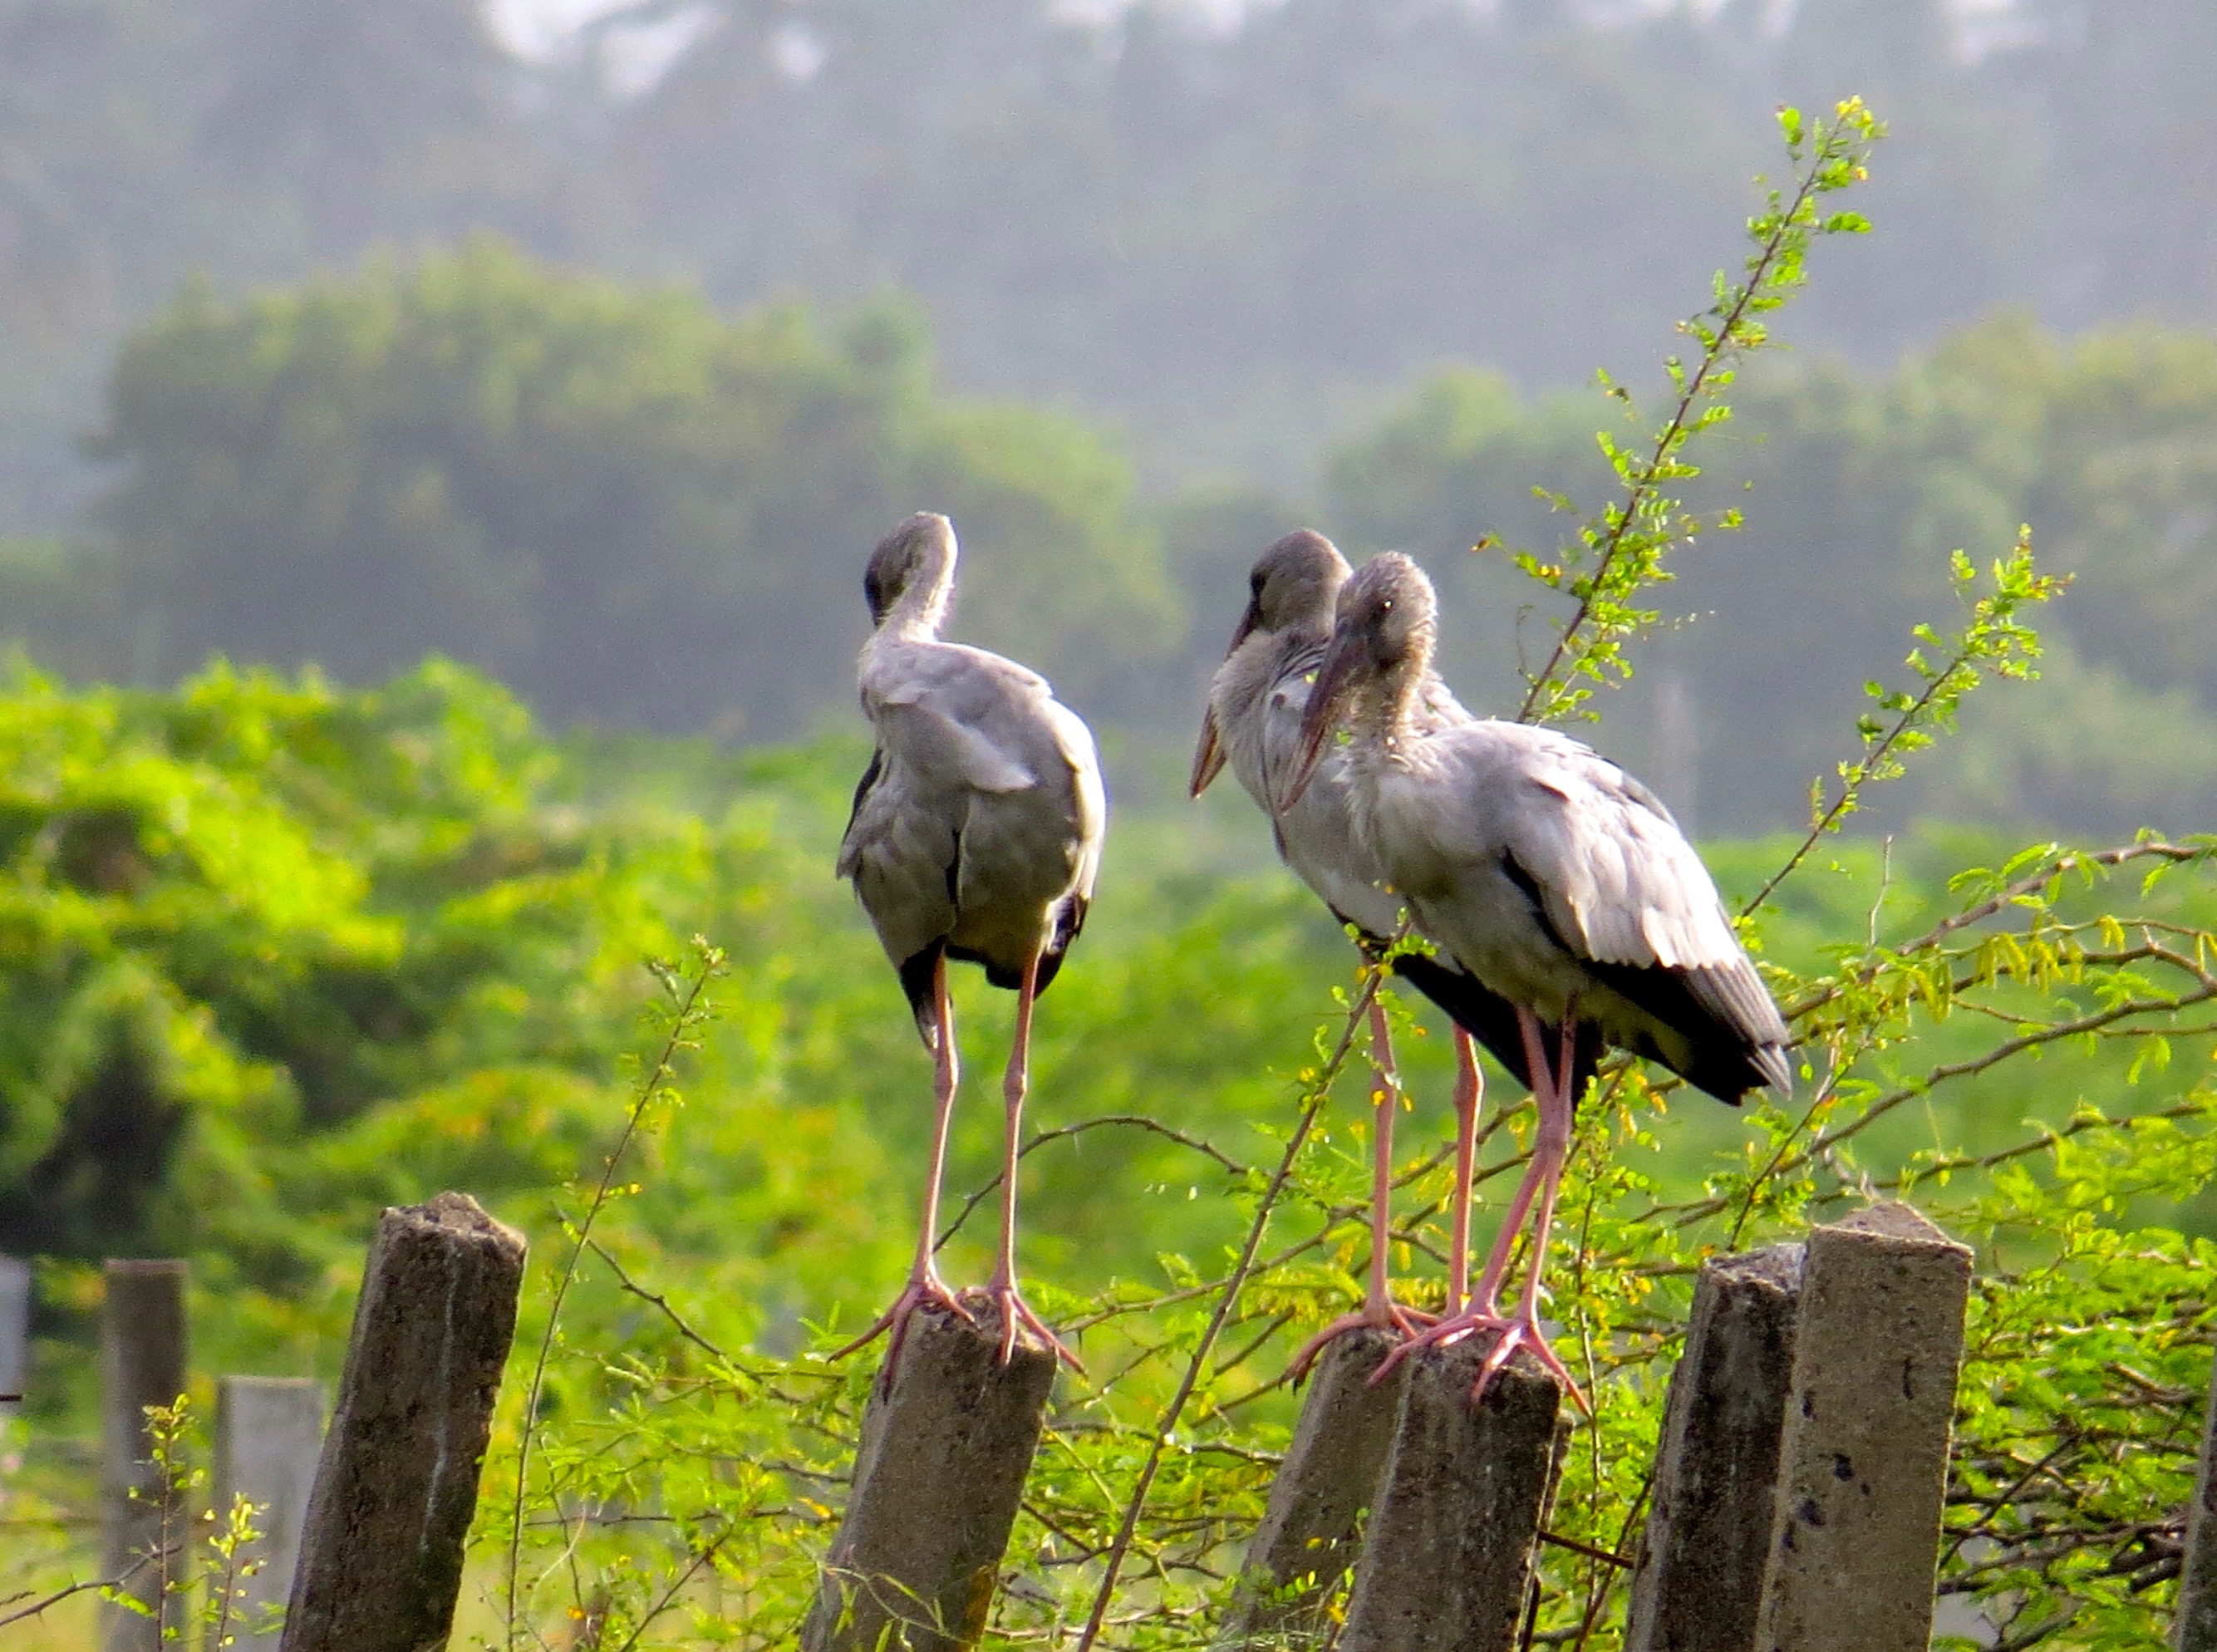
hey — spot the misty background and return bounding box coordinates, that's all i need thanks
[3,0,2215,835]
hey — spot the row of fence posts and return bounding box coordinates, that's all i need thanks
[3,1193,2214,1650]
[2,1192,525,1652]
[797,1199,2217,1652]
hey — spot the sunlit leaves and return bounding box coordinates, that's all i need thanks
[1515,100,1885,728]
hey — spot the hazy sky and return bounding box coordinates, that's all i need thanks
[487,0,2030,76]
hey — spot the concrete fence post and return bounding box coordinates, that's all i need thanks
[1338,1335,1567,1652]
[279,1192,525,1652]
[1625,1205,1970,1652]
[2176,1350,2217,1651]
[101,1258,190,1652]
[1756,1202,1971,1652]
[801,1296,1057,1652]
[101,1259,189,1650]
[1624,1244,1805,1652]
[213,1376,327,1651]
[0,1253,28,1405]
[1220,1328,1408,1646]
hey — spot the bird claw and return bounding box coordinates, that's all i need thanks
[1287,1299,1438,1385]
[978,1279,1084,1374]
[1368,1305,1590,1414]
[1471,1314,1591,1416]
[1368,1303,1513,1386]
[828,1269,974,1369]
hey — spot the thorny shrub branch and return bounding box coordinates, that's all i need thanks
[1516,98,1883,727]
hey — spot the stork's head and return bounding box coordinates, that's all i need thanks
[864,512,958,629]
[1331,552,1438,677]
[1243,530,1349,640]
[1277,553,1439,814]
[1191,530,1351,797]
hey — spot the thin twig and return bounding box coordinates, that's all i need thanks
[1517,127,1835,725]
[504,948,720,1644]
[1071,956,1394,1652]
[1537,1528,1636,1570]
[0,1554,150,1628]
[586,1237,731,1364]
[936,1115,1248,1251]
[1744,637,1984,916]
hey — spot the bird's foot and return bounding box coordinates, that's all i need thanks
[828,1267,973,1368]
[979,1276,1084,1374]
[1368,1302,1514,1386]
[1467,1309,1590,1414]
[1286,1297,1437,1385]
[1369,1303,1590,1412]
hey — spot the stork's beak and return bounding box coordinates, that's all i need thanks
[1277,631,1361,816]
[1189,599,1261,798]
[1190,706,1228,798]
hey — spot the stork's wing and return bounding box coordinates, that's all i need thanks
[868,645,1047,795]
[1044,696,1107,907]
[1486,729,1789,1085]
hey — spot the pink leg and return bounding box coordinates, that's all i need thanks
[985,955,1083,1370]
[833,954,974,1365]
[1470,1009,1589,1412]
[1370,1010,1590,1414]
[1289,996,1435,1381]
[1446,1029,1482,1318]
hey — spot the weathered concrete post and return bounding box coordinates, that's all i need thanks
[0,1253,28,1404]
[801,1296,1057,1652]
[1753,1202,1972,1652]
[1624,1244,1804,1652]
[101,1258,190,1652]
[213,1376,327,1650]
[1221,1328,1408,1646]
[279,1192,526,1652]
[2175,1349,2217,1651]
[1338,1335,1566,1652]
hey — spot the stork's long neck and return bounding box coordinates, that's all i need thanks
[1354,640,1429,765]
[882,542,957,642]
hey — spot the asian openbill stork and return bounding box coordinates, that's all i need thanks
[1281,553,1789,1405]
[1193,531,1598,1376]
[834,512,1104,1370]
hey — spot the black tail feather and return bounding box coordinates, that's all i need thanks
[897,941,946,1047]
[1586,959,1790,1105]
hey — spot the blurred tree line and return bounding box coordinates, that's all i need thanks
[2,0,2215,519]
[8,239,2217,838]
[7,0,2217,833]
[44,239,1177,733]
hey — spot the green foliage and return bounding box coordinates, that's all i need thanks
[1748,529,2068,911]
[455,824,2217,1650]
[13,0,2217,509]
[80,239,1177,733]
[1326,308,2217,837]
[1514,98,1882,728]
[1,678,2210,1647]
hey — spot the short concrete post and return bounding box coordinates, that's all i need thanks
[1754,1202,1972,1652]
[1624,1244,1804,1652]
[801,1296,1057,1652]
[2175,1350,2217,1651]
[0,1253,28,1403]
[1221,1328,1408,1645]
[280,1192,526,1652]
[1339,1335,1566,1652]
[213,1377,327,1650]
[101,1259,189,1652]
